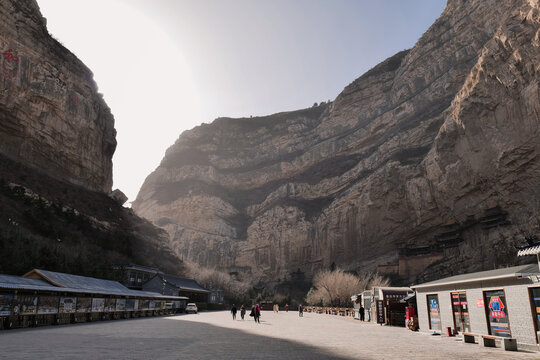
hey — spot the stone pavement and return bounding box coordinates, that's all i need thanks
[0,311,538,359]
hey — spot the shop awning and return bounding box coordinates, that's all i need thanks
[411,263,539,290]
[400,293,416,303]
[518,245,540,256]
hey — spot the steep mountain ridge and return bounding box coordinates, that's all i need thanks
[0,0,183,278]
[134,0,540,284]
[0,0,115,193]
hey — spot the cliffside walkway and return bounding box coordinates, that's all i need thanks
[1,311,536,359]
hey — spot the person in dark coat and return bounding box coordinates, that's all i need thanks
[359,306,365,321]
[251,304,261,323]
[231,304,237,320]
[240,304,246,320]
[299,304,303,317]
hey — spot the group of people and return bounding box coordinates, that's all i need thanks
[230,303,306,322]
[230,304,261,323]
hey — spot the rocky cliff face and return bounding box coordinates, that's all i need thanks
[0,0,183,278]
[134,0,540,284]
[0,0,116,193]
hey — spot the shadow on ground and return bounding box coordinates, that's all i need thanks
[0,316,368,360]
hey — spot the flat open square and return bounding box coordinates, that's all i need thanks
[0,311,537,359]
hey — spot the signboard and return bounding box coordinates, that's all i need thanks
[37,296,59,314]
[59,297,77,313]
[384,293,406,301]
[476,299,484,308]
[91,298,105,312]
[0,294,13,316]
[376,300,385,324]
[76,297,92,313]
[488,296,505,318]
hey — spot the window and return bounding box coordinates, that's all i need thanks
[427,294,441,331]
[484,290,511,338]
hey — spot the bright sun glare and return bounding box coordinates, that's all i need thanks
[38,0,202,203]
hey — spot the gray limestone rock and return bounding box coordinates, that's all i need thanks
[133,0,540,284]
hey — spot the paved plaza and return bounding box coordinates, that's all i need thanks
[0,311,538,359]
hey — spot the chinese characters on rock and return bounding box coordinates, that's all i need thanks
[2,48,19,83]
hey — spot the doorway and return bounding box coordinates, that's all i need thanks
[451,292,470,333]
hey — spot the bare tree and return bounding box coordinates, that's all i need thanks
[305,268,389,307]
[184,262,251,302]
[368,272,391,288]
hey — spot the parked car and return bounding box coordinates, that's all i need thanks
[186,303,198,314]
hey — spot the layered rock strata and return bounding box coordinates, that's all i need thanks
[0,0,116,193]
[134,0,540,283]
[0,0,183,277]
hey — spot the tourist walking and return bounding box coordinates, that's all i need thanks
[240,304,246,320]
[360,305,365,321]
[285,304,289,312]
[250,304,261,323]
[256,303,261,323]
[299,304,303,317]
[231,304,237,320]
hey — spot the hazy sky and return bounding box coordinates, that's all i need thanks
[37,0,446,203]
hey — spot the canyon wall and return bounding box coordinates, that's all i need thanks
[0,0,183,278]
[0,0,116,193]
[134,0,540,284]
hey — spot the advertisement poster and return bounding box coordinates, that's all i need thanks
[427,294,441,331]
[59,297,77,313]
[0,294,13,316]
[104,298,116,312]
[37,296,59,314]
[14,295,38,315]
[76,297,92,313]
[116,299,126,311]
[484,290,511,337]
[149,300,156,310]
[91,298,105,312]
